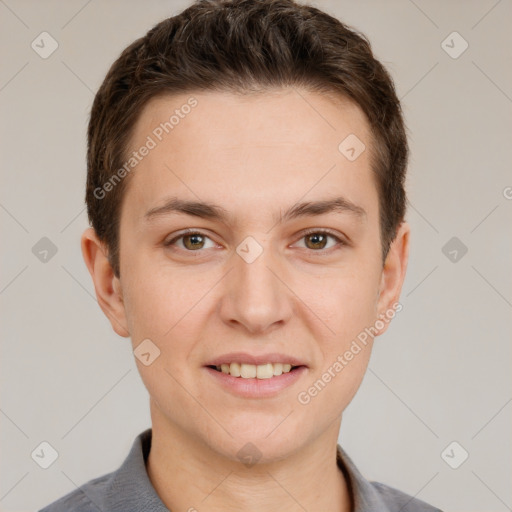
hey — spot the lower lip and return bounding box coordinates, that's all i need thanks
[203,366,307,398]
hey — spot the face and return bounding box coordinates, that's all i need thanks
[83,88,409,463]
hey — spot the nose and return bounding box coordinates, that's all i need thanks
[217,237,294,335]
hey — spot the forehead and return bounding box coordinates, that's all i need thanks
[133,88,370,151]
[121,88,377,226]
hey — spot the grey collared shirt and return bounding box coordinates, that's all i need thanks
[39,428,442,511]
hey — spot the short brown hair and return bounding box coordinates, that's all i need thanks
[86,0,408,278]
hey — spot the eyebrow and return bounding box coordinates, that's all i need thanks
[143,196,367,225]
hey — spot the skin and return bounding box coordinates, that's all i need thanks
[82,88,410,512]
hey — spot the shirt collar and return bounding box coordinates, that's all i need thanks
[106,428,169,511]
[106,428,391,512]
[336,442,392,512]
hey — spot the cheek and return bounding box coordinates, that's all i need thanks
[302,266,380,344]
[292,269,378,413]
[124,272,187,341]
[122,255,216,352]
[296,296,376,424]
[122,268,204,410]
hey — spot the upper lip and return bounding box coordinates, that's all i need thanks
[205,352,307,367]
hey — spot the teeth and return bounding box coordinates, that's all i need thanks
[214,362,297,379]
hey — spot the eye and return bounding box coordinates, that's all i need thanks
[164,228,346,254]
[294,229,346,252]
[164,230,217,252]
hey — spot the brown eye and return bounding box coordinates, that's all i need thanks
[182,233,206,250]
[165,231,216,251]
[304,232,329,250]
[296,230,345,252]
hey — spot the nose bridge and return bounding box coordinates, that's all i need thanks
[220,234,291,333]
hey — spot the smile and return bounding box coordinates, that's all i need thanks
[204,364,307,398]
[209,362,299,379]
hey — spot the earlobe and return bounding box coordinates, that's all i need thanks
[375,221,410,335]
[81,227,130,338]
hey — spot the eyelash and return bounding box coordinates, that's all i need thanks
[164,228,346,255]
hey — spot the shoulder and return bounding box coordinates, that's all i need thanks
[336,444,443,512]
[38,472,115,512]
[38,429,160,512]
[369,480,443,512]
[38,471,116,512]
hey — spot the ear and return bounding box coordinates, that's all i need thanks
[374,221,410,336]
[81,227,130,337]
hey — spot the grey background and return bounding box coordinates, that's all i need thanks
[1,1,511,511]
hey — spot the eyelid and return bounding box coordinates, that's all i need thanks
[293,228,347,252]
[298,227,346,242]
[164,227,348,254]
[164,229,218,248]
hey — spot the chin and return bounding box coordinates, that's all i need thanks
[211,435,302,466]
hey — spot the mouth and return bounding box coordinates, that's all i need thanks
[206,363,305,379]
[203,363,308,398]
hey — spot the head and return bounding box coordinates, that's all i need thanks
[82,0,410,462]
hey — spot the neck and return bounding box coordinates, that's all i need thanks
[146,402,352,512]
